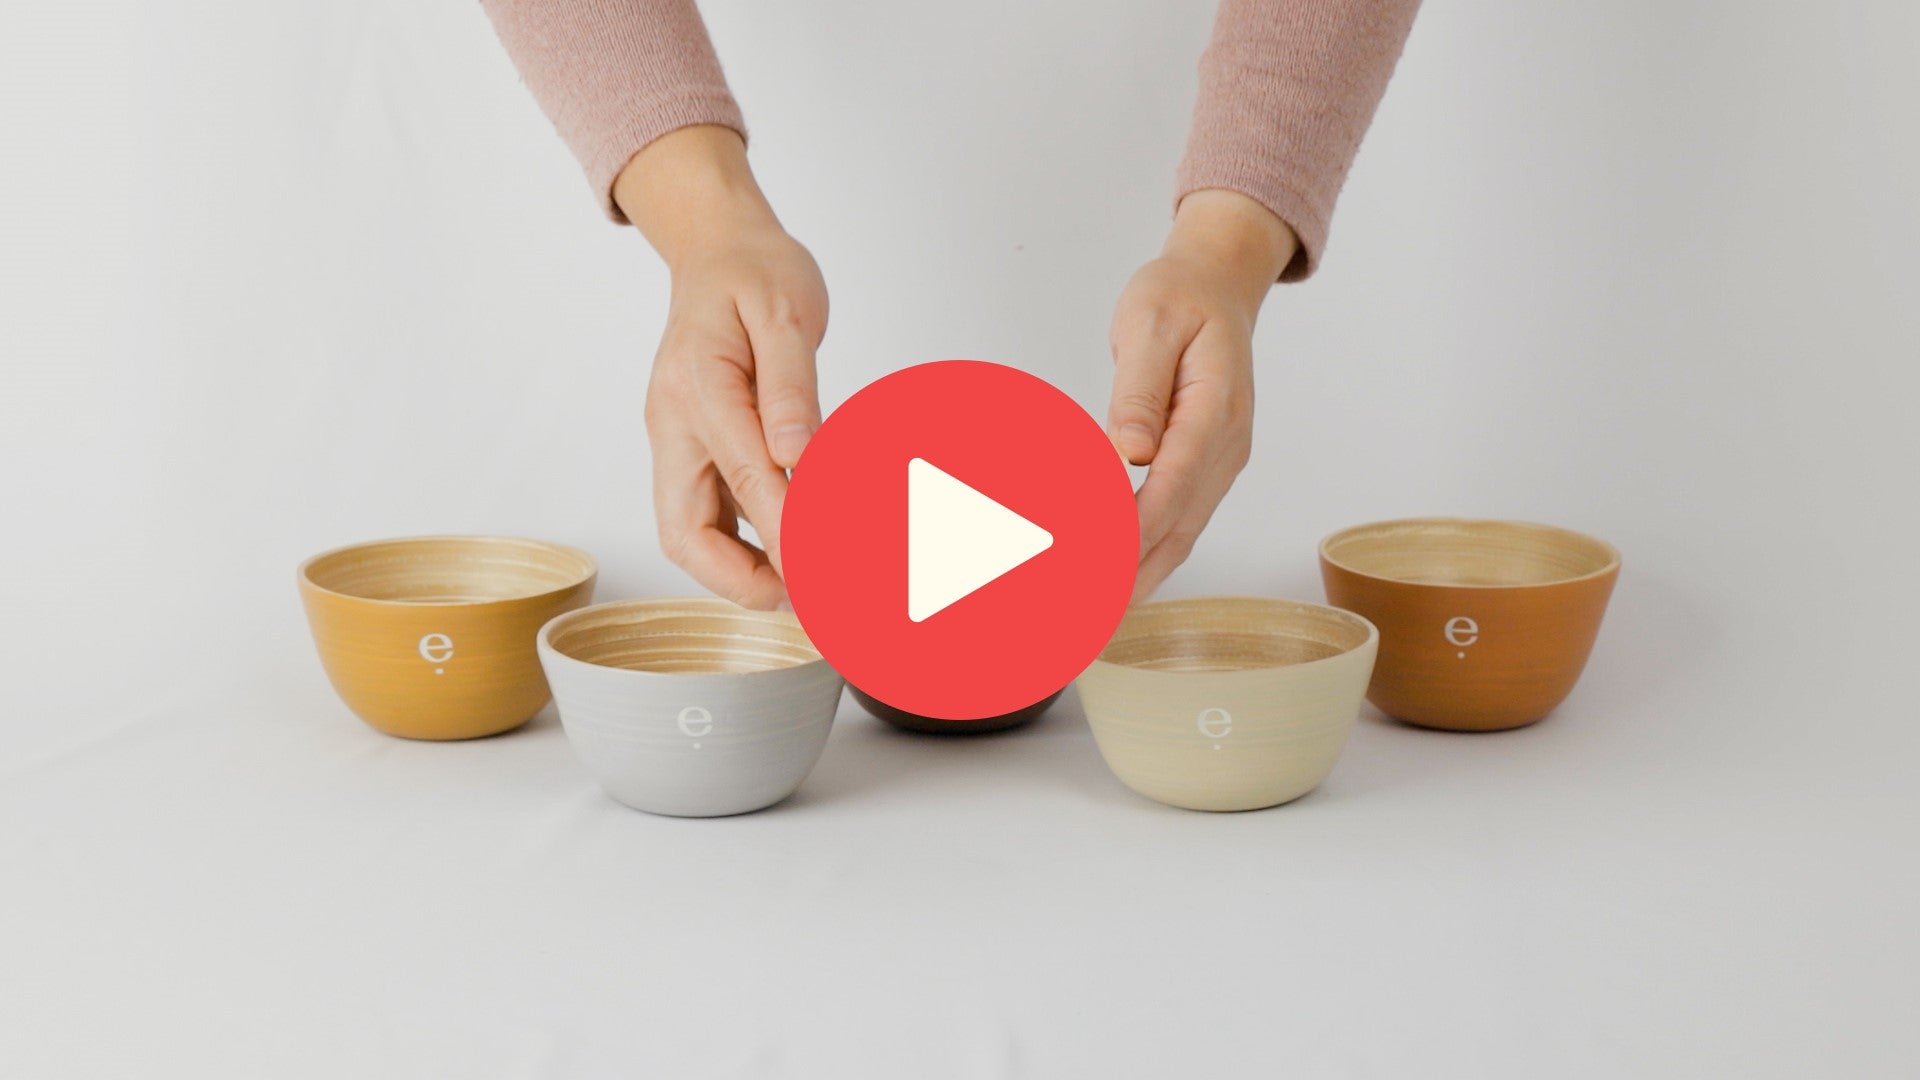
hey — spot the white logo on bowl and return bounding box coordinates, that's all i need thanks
[1444,616,1479,659]
[1197,707,1232,749]
[677,705,714,748]
[418,633,453,674]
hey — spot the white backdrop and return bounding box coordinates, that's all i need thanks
[4,1,1917,1076]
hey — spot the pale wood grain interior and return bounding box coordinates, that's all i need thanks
[1100,598,1373,673]
[303,537,595,604]
[546,602,819,674]
[1322,519,1617,587]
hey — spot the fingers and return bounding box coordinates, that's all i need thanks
[1127,323,1253,603]
[1108,292,1198,465]
[1133,533,1193,604]
[743,318,823,470]
[671,520,788,610]
[694,356,793,576]
[1129,425,1235,604]
[652,434,788,610]
[643,224,826,609]
[1131,384,1218,556]
[1131,436,1235,603]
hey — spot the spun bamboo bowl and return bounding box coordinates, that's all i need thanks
[538,598,843,817]
[298,536,597,740]
[1319,517,1620,732]
[1075,597,1378,812]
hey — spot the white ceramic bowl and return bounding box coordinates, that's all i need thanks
[538,598,843,817]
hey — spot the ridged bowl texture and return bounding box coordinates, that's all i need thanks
[538,598,844,817]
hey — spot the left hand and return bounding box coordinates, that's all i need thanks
[1107,190,1299,602]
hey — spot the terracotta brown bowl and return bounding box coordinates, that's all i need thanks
[1319,517,1620,732]
[298,536,597,740]
[848,685,1062,735]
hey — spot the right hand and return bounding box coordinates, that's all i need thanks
[616,126,826,609]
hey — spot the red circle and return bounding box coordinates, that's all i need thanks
[782,360,1138,721]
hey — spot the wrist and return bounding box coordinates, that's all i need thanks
[613,125,783,270]
[1163,189,1299,312]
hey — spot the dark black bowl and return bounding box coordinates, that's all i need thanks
[848,685,1063,735]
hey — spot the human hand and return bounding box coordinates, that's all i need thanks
[615,126,826,609]
[1107,190,1299,602]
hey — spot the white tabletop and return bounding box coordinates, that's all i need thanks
[5,579,1913,1076]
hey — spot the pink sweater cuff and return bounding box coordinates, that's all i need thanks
[1177,0,1421,281]
[482,0,745,223]
[485,0,1419,272]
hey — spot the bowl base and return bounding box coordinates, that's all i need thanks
[1121,783,1324,813]
[601,789,799,818]
[850,687,1060,736]
[358,715,535,741]
[1381,709,1551,733]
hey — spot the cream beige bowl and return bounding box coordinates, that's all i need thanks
[298,536,598,740]
[1075,597,1379,812]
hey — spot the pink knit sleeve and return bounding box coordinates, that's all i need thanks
[1178,0,1422,281]
[481,0,744,223]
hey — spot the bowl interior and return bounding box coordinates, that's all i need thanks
[303,536,594,604]
[545,600,820,675]
[1321,518,1617,588]
[1098,598,1374,674]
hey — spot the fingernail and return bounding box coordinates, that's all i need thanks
[771,424,813,465]
[1116,423,1156,460]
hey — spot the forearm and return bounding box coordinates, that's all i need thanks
[1179,0,1423,281]
[481,0,744,222]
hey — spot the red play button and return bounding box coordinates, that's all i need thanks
[782,360,1138,721]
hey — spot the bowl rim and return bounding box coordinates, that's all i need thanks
[537,596,829,679]
[1318,517,1621,590]
[1088,595,1379,676]
[298,534,598,608]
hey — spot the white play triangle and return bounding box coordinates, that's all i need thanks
[907,457,1054,622]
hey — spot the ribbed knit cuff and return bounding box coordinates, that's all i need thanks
[586,93,745,223]
[1175,169,1326,283]
[482,0,746,224]
[1176,0,1422,282]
